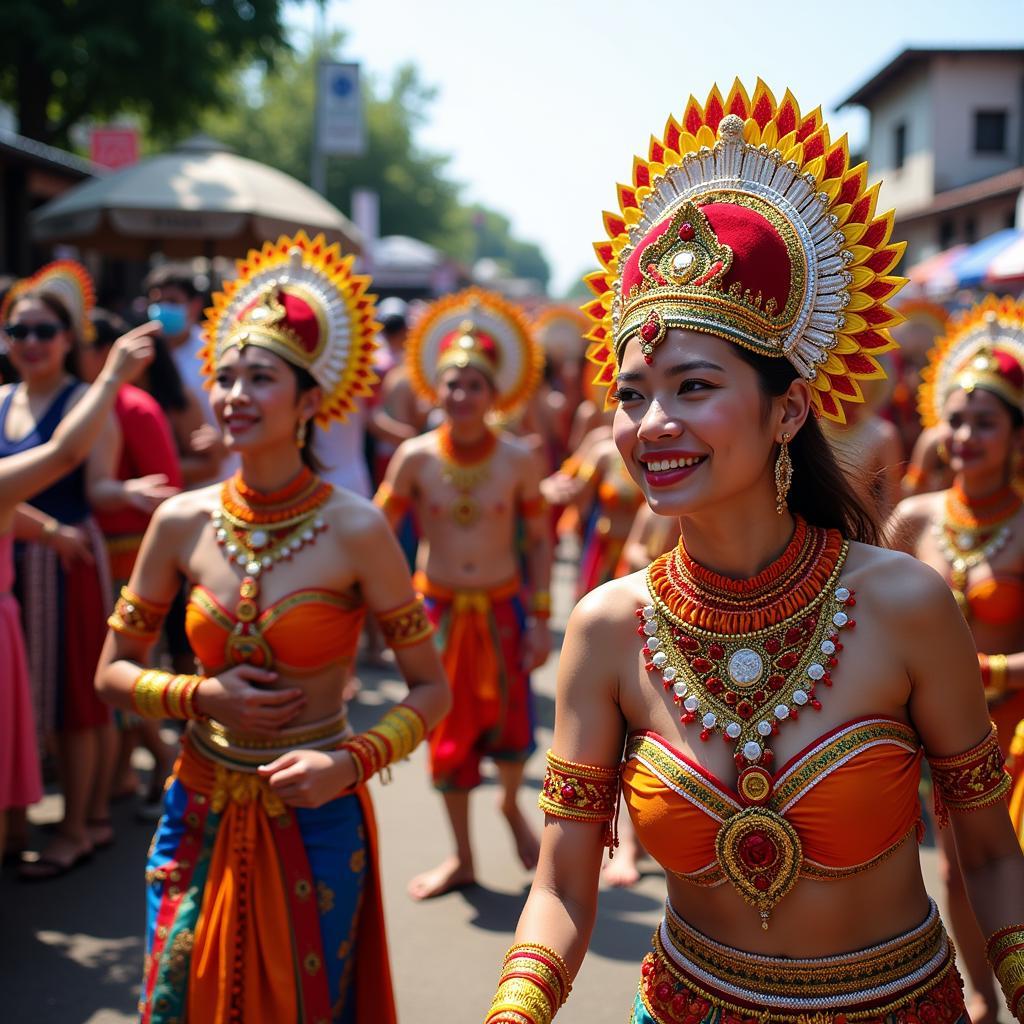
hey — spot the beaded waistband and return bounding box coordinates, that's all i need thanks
[639,899,963,1022]
[188,710,350,772]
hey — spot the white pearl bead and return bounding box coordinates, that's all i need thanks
[261,555,272,568]
[807,663,825,680]
[774,704,789,720]
[645,637,661,651]
[249,529,269,548]
[662,666,677,681]
[652,651,668,668]
[226,543,238,555]
[683,696,699,712]
[726,722,742,739]
[643,621,658,636]
[702,712,717,729]
[757,720,772,736]
[835,587,850,602]
[672,680,687,698]
[793,690,809,706]
[743,741,762,761]
[642,605,656,620]
[820,640,836,656]
[832,611,848,627]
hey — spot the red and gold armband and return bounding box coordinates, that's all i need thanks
[528,590,552,621]
[484,942,572,1024]
[373,482,412,520]
[927,725,1012,827]
[538,751,619,849]
[108,587,170,641]
[979,653,1010,702]
[340,704,427,785]
[987,924,1024,1022]
[376,595,434,649]
[131,670,205,721]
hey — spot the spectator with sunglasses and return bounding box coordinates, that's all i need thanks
[0,262,149,879]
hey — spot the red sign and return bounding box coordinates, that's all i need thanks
[89,128,140,170]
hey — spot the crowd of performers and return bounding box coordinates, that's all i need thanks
[1,77,1024,1024]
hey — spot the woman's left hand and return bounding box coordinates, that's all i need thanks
[257,748,357,808]
[50,524,94,571]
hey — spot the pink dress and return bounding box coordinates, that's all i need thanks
[0,531,43,810]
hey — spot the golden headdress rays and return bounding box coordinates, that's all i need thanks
[582,79,907,424]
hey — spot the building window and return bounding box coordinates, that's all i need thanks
[893,122,907,169]
[975,111,1007,154]
[939,219,955,249]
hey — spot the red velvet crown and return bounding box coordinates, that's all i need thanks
[437,322,500,379]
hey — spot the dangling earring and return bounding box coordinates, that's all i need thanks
[296,419,308,449]
[775,433,792,516]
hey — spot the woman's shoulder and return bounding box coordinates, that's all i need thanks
[842,539,953,625]
[152,484,218,530]
[569,570,651,636]
[322,485,389,537]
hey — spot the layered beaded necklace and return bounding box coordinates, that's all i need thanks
[935,483,1022,618]
[640,517,855,926]
[437,422,497,527]
[211,468,332,664]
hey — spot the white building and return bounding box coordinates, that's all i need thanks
[840,48,1024,263]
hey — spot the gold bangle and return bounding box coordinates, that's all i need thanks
[987,924,1024,1021]
[131,669,171,719]
[989,654,1009,698]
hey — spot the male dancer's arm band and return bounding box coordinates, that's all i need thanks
[926,724,1011,827]
[373,482,412,520]
[339,705,427,785]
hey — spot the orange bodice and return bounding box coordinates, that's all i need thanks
[966,576,1024,627]
[621,717,923,884]
[185,585,365,673]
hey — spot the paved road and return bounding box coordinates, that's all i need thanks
[0,557,969,1023]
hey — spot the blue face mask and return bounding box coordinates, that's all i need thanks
[148,302,189,337]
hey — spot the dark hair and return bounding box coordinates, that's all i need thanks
[734,346,880,546]
[381,313,407,338]
[13,290,81,378]
[286,363,325,474]
[144,263,202,301]
[983,389,1024,431]
[89,307,129,349]
[145,335,189,412]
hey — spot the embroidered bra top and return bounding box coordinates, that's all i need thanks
[621,716,924,884]
[185,584,365,674]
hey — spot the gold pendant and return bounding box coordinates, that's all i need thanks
[715,805,802,929]
[451,495,480,527]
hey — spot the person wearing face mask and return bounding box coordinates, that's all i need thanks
[888,297,1024,1024]
[481,81,1024,1024]
[375,288,553,900]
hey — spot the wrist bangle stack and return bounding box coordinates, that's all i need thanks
[987,924,1024,1022]
[340,704,427,786]
[529,590,552,621]
[484,942,572,1023]
[131,670,205,720]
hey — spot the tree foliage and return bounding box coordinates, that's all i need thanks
[202,39,549,286]
[0,0,290,147]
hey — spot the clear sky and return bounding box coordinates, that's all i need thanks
[289,0,1024,295]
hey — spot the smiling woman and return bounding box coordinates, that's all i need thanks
[482,80,1024,1024]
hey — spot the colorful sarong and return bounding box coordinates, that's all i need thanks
[629,899,967,1024]
[141,725,396,1024]
[415,572,535,790]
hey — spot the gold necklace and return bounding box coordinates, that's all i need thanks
[437,423,497,527]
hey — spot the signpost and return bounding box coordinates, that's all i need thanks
[89,128,139,170]
[312,62,365,195]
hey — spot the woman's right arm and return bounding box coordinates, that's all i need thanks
[484,590,628,1022]
[0,324,156,517]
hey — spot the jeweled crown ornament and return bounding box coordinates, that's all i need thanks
[0,259,97,343]
[201,231,379,425]
[583,80,908,423]
[918,295,1024,428]
[407,286,543,416]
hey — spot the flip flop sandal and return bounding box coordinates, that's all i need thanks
[18,846,93,881]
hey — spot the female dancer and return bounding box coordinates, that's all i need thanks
[95,233,449,1024]
[889,296,1024,1023]
[0,325,154,867]
[482,82,1024,1024]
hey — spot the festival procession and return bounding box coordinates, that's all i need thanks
[2,3,1024,1023]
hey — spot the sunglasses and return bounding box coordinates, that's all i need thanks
[4,323,62,342]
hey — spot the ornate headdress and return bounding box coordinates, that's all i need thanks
[583,80,907,423]
[1,259,96,343]
[918,295,1024,428]
[407,287,543,415]
[201,232,379,425]
[532,305,590,365]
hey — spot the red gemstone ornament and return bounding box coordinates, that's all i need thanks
[678,222,695,241]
